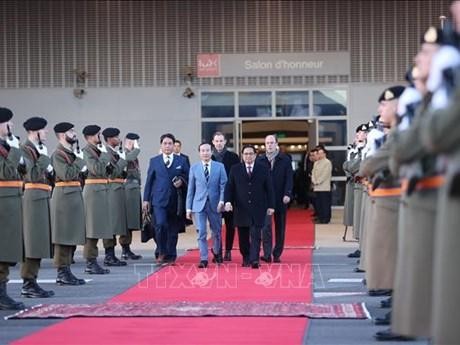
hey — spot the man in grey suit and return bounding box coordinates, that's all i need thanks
[186,143,227,268]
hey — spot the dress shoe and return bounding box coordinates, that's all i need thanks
[21,279,55,298]
[224,250,232,261]
[374,329,415,341]
[273,257,281,263]
[380,297,392,308]
[374,312,391,326]
[251,261,260,269]
[260,256,272,263]
[347,249,361,258]
[354,267,365,273]
[121,245,142,260]
[368,289,392,297]
[211,248,223,264]
[85,259,110,274]
[198,260,208,268]
[0,282,25,310]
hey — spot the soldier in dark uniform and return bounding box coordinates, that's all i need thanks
[81,125,111,274]
[51,122,86,285]
[20,117,55,298]
[119,133,143,260]
[101,127,142,266]
[211,131,240,261]
[0,107,26,310]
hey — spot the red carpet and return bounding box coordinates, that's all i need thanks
[12,209,314,345]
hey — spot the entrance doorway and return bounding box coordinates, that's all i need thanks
[235,119,317,170]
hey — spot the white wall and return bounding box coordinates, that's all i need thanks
[0,87,201,182]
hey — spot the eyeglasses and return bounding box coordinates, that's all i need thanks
[242,152,255,156]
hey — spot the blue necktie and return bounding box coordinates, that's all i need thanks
[204,163,209,181]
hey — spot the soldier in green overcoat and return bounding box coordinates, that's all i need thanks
[100,127,139,266]
[81,125,112,274]
[50,122,87,285]
[20,116,55,298]
[120,133,142,260]
[0,107,26,310]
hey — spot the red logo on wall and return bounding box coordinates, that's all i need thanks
[197,54,220,77]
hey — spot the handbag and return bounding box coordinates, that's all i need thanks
[141,210,156,243]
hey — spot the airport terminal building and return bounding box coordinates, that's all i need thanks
[0,0,450,204]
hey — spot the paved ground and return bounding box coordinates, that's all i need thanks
[0,209,429,344]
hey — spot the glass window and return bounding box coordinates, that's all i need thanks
[318,120,347,146]
[238,91,272,117]
[201,92,235,118]
[332,180,346,206]
[313,90,347,116]
[201,122,236,150]
[325,150,347,177]
[275,91,309,117]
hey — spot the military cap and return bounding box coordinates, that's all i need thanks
[23,117,47,131]
[126,132,140,140]
[356,123,369,133]
[0,107,13,124]
[82,125,101,136]
[53,122,74,133]
[421,26,444,45]
[378,86,405,102]
[102,127,120,139]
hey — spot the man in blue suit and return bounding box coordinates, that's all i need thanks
[225,145,275,268]
[186,143,227,268]
[143,133,189,264]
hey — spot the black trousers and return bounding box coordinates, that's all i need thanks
[223,211,236,251]
[262,210,287,259]
[315,191,332,222]
[238,225,262,263]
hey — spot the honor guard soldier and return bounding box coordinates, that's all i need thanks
[0,108,26,310]
[101,127,140,265]
[81,125,111,274]
[20,116,55,298]
[51,122,87,285]
[120,133,142,260]
[389,28,445,341]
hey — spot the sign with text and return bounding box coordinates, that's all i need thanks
[197,54,221,77]
[197,52,350,77]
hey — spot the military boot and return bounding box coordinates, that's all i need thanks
[0,282,25,310]
[56,267,85,285]
[121,245,142,260]
[104,247,127,266]
[21,279,55,298]
[85,259,110,274]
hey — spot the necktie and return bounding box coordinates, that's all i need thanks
[247,165,252,178]
[204,163,209,181]
[165,156,170,168]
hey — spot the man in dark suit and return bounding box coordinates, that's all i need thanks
[173,139,191,167]
[143,133,189,264]
[211,131,240,261]
[224,145,275,268]
[257,134,293,263]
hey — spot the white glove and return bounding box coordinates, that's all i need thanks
[118,151,126,160]
[74,149,84,160]
[133,140,140,149]
[36,144,48,157]
[81,165,88,173]
[6,135,20,149]
[19,156,25,165]
[97,144,107,153]
[46,164,54,173]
